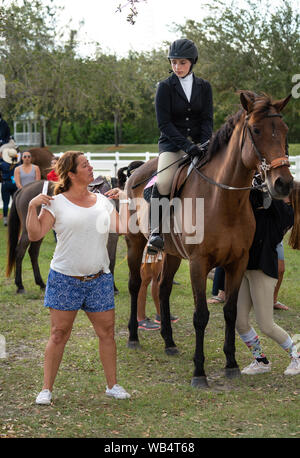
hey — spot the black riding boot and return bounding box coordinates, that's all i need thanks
[147,183,169,254]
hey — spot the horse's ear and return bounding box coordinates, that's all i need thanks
[273,94,292,113]
[239,91,256,113]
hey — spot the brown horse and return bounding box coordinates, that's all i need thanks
[27,147,54,178]
[6,180,55,293]
[6,176,119,294]
[124,91,294,387]
[1,142,54,178]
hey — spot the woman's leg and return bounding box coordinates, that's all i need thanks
[151,260,162,315]
[43,309,78,391]
[86,309,117,389]
[247,270,299,373]
[1,183,10,218]
[156,151,186,196]
[236,272,270,372]
[248,270,290,346]
[148,150,185,252]
[212,266,225,296]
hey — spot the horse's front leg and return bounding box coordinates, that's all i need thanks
[189,260,210,388]
[222,260,248,378]
[126,234,146,349]
[159,254,181,355]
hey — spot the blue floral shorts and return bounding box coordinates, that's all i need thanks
[44,269,115,312]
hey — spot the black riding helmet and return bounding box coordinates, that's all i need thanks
[168,38,198,64]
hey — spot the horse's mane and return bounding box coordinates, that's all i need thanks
[207,109,243,159]
[117,160,144,189]
[207,92,274,160]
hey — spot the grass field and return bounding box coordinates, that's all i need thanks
[0,215,299,438]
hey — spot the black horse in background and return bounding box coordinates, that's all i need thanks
[6,176,119,294]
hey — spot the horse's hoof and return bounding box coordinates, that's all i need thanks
[127,340,141,350]
[165,346,179,356]
[191,376,209,389]
[225,367,241,379]
[17,288,25,294]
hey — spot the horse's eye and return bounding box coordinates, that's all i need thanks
[253,127,260,135]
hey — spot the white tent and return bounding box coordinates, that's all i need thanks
[13,111,47,146]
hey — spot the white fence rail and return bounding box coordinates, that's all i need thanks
[290,155,300,180]
[57,151,159,178]
[1,153,300,209]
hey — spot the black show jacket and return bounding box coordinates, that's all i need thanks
[155,72,213,153]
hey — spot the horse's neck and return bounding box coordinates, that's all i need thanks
[208,124,253,192]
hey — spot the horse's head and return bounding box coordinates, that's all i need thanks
[240,91,293,199]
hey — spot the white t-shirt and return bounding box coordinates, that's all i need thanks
[44,193,114,276]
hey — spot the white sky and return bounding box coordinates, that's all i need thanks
[51,0,297,57]
[53,0,210,57]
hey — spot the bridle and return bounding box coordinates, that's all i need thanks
[241,112,290,178]
[193,112,290,191]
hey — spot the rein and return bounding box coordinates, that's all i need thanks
[192,112,289,191]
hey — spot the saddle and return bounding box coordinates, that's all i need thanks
[142,155,206,259]
[88,175,111,195]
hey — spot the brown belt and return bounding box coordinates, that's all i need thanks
[71,270,104,282]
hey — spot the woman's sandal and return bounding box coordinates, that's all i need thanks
[274,301,289,311]
[207,295,224,304]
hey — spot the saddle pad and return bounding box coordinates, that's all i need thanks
[143,175,157,202]
[143,185,153,202]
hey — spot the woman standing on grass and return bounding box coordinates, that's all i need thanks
[26,151,131,404]
[14,151,41,188]
[236,183,300,376]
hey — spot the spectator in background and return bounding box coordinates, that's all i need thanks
[207,266,225,304]
[47,157,59,182]
[14,151,41,188]
[0,147,19,225]
[137,247,179,330]
[137,249,163,331]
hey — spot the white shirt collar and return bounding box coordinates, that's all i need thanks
[178,73,193,102]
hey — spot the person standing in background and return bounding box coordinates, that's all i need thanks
[0,147,19,225]
[47,157,59,182]
[14,151,41,188]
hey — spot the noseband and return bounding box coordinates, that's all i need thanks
[242,113,290,175]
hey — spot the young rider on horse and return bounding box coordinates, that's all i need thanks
[147,39,214,254]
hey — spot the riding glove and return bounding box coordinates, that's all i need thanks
[186,144,202,157]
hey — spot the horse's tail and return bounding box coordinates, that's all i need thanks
[117,160,145,189]
[289,180,300,250]
[6,195,21,277]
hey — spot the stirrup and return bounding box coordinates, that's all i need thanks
[147,233,164,254]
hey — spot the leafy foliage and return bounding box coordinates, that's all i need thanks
[0,0,300,145]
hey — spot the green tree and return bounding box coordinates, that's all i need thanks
[177,0,300,139]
